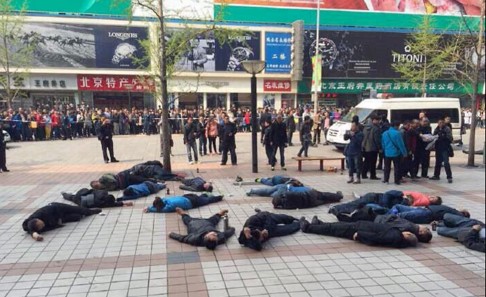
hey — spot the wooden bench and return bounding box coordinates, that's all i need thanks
[292,156,345,172]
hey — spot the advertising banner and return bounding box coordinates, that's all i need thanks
[215,32,261,72]
[16,23,148,69]
[215,0,482,16]
[11,0,131,16]
[265,32,292,73]
[263,79,292,92]
[77,75,155,92]
[311,55,322,92]
[302,30,459,79]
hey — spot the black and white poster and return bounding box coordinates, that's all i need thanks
[16,23,148,69]
[303,30,458,79]
[215,32,261,72]
[174,31,216,72]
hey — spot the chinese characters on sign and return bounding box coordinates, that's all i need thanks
[263,79,292,92]
[320,80,461,94]
[265,32,292,74]
[77,75,156,92]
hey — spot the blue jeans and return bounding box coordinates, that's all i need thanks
[437,213,483,239]
[249,184,287,197]
[346,155,361,176]
[260,176,286,186]
[186,141,198,162]
[434,149,452,179]
[389,205,432,224]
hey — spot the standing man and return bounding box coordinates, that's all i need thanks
[430,119,453,183]
[414,117,432,178]
[97,118,119,164]
[221,115,237,166]
[286,111,296,146]
[361,115,382,180]
[382,121,407,185]
[312,111,322,146]
[270,115,288,171]
[184,117,198,165]
[0,122,9,173]
[197,116,207,157]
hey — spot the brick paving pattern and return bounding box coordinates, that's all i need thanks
[0,132,484,297]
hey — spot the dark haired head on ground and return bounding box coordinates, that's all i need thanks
[403,232,418,247]
[203,232,219,250]
[153,197,166,212]
[418,226,433,243]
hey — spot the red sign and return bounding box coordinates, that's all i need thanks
[263,79,292,92]
[77,75,155,92]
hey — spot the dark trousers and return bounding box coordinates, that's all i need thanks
[221,144,237,165]
[265,144,276,165]
[384,156,401,183]
[307,220,357,240]
[333,194,379,214]
[63,127,72,140]
[186,194,222,208]
[101,139,115,161]
[199,136,207,155]
[401,155,412,178]
[313,128,321,144]
[288,131,294,145]
[0,145,6,170]
[182,213,220,227]
[377,152,384,170]
[438,213,483,239]
[49,202,95,223]
[208,137,217,153]
[186,141,198,162]
[413,149,430,178]
[267,214,300,238]
[298,140,310,157]
[271,144,285,167]
[434,149,452,179]
[362,151,378,178]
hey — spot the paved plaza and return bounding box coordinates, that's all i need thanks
[0,132,484,297]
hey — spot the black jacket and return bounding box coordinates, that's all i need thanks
[129,161,164,178]
[270,121,288,145]
[429,205,464,221]
[64,188,120,208]
[184,122,198,143]
[355,221,408,248]
[434,126,453,152]
[169,215,235,247]
[286,115,296,132]
[458,229,485,253]
[272,190,342,209]
[98,123,113,140]
[362,123,382,152]
[416,126,432,150]
[179,177,207,192]
[222,122,237,145]
[374,214,420,235]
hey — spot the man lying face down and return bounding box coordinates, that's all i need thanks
[179,177,213,192]
[23,203,101,241]
[238,210,300,251]
[144,193,223,213]
[300,216,419,248]
[272,190,343,209]
[168,208,234,250]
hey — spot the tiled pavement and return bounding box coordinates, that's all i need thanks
[0,131,484,297]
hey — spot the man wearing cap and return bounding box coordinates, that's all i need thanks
[169,208,234,250]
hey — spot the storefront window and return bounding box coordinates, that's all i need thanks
[281,94,295,109]
[31,93,75,109]
[208,93,226,109]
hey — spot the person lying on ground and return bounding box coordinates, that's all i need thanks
[272,190,343,209]
[179,177,213,192]
[144,194,224,213]
[129,160,182,181]
[118,181,166,201]
[437,213,485,253]
[168,208,234,250]
[300,216,418,248]
[329,190,442,217]
[254,175,304,187]
[23,202,101,241]
[90,170,157,191]
[374,214,432,243]
[62,188,133,208]
[238,210,300,251]
[247,184,315,199]
[386,205,470,224]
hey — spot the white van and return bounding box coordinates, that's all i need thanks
[326,98,462,149]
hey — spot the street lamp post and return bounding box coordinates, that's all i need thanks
[242,60,266,173]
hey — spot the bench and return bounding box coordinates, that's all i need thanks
[292,156,345,172]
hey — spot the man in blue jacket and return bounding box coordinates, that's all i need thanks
[143,193,223,213]
[118,181,166,201]
[382,121,408,185]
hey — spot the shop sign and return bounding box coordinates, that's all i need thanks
[77,75,155,92]
[321,80,464,94]
[265,32,292,73]
[263,79,292,92]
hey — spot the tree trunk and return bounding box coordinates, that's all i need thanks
[158,0,172,172]
[467,0,485,167]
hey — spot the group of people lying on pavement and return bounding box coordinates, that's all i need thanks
[22,172,485,254]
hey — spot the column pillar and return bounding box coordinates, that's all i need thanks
[203,93,208,110]
[226,93,231,110]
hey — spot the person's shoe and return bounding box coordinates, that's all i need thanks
[429,176,440,180]
[299,217,310,233]
[382,180,389,184]
[361,175,368,179]
[353,179,361,184]
[189,161,194,165]
[104,160,109,164]
[347,176,354,184]
[220,163,226,166]
[111,159,119,163]
[370,176,380,180]
[271,166,275,171]
[311,216,319,225]
[235,176,243,182]
[297,154,302,157]
[352,192,360,199]
[254,208,261,213]
[89,208,102,215]
[422,175,429,179]
[336,191,343,199]
[328,206,338,216]
[281,167,287,171]
[394,181,401,185]
[61,192,72,200]
[448,178,453,184]
[1,168,9,172]
[246,191,252,196]
[255,178,261,183]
